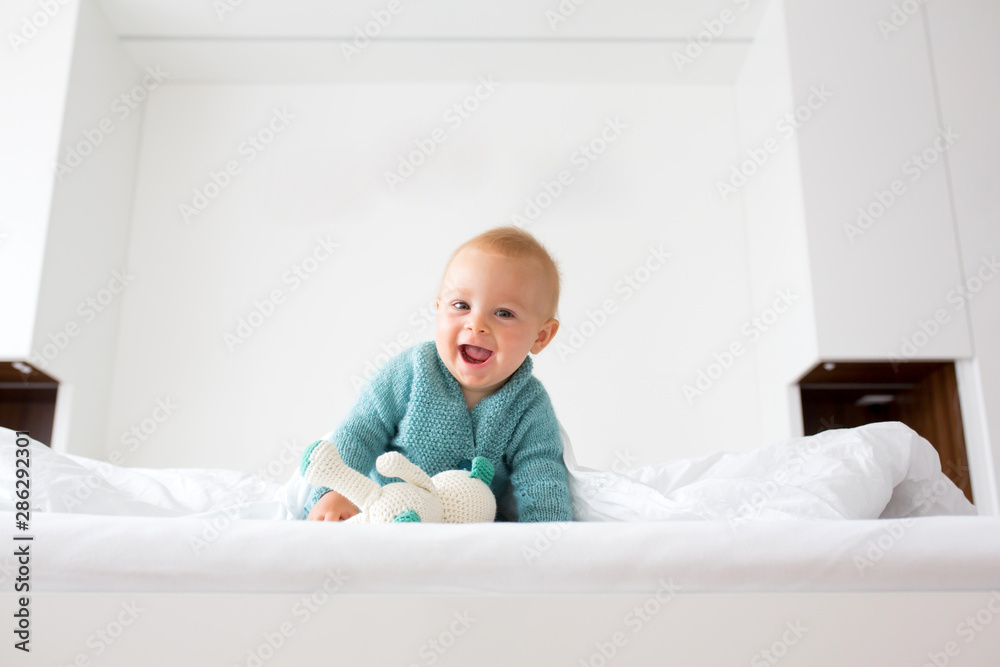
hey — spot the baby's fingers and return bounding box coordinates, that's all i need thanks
[307,506,334,521]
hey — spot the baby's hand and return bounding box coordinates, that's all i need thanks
[307,490,360,522]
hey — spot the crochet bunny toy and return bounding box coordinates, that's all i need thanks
[300,439,497,523]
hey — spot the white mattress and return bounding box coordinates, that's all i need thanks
[3,421,994,597]
[7,511,999,595]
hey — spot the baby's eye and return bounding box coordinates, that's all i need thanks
[452,301,469,310]
[496,309,514,319]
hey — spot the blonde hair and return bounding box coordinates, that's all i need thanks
[440,226,561,321]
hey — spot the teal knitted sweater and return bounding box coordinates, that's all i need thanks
[301,341,573,522]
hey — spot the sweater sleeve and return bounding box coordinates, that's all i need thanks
[300,348,414,516]
[506,394,573,523]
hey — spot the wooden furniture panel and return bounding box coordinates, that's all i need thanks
[0,361,58,446]
[799,361,972,502]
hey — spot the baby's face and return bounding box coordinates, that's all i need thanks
[435,248,558,406]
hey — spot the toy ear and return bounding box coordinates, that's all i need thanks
[469,456,494,486]
[302,439,380,511]
[376,451,436,494]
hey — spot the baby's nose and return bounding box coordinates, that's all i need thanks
[466,318,489,333]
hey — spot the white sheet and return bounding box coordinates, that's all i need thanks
[2,511,998,594]
[560,421,978,522]
[0,422,992,595]
[0,421,977,522]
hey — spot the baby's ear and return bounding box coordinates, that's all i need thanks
[531,318,560,354]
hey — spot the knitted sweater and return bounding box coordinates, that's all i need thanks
[302,341,572,522]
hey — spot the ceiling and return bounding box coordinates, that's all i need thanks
[94,0,770,83]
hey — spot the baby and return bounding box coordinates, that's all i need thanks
[300,225,573,522]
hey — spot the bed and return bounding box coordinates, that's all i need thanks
[2,422,999,666]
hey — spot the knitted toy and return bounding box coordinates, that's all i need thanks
[300,439,497,523]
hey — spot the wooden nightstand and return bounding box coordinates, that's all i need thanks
[798,361,972,503]
[0,361,58,446]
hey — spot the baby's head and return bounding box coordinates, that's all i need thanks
[434,226,561,408]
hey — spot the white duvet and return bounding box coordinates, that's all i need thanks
[0,421,976,522]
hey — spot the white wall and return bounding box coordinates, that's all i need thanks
[924,0,1000,513]
[736,0,818,445]
[736,0,997,511]
[782,0,970,361]
[29,0,143,454]
[103,82,759,474]
[29,1,997,503]
[0,0,78,358]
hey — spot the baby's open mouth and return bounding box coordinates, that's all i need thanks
[460,345,493,365]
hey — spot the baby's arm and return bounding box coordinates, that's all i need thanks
[301,352,414,519]
[506,396,573,522]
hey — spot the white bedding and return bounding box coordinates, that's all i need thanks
[2,511,998,594]
[0,422,993,595]
[0,421,977,522]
